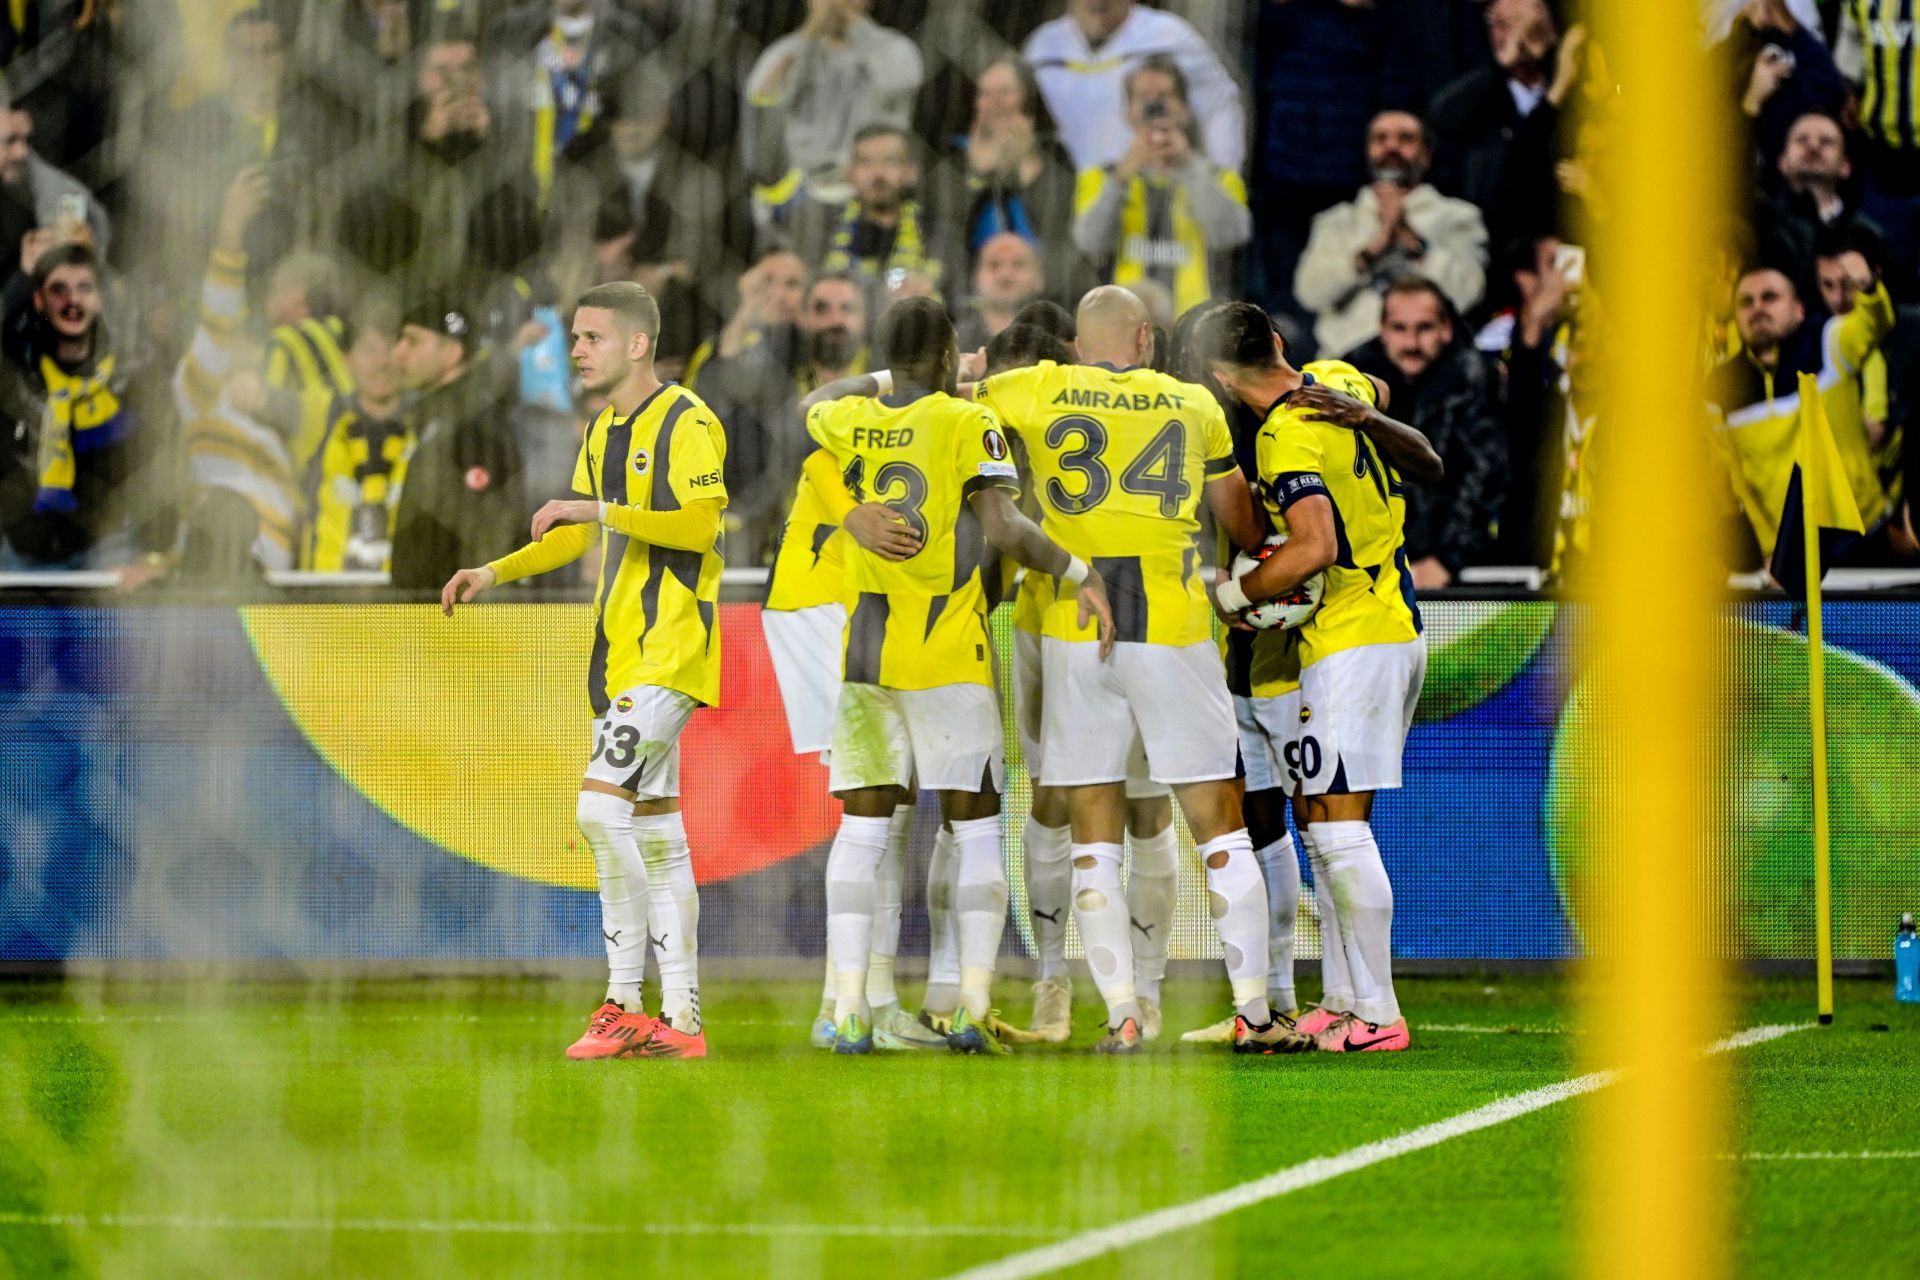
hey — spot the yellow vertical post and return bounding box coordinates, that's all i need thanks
[1583,2,1730,1280]
[1797,383,1835,1025]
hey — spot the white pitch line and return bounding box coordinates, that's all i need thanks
[0,1211,1053,1241]
[1723,1151,1920,1162]
[945,1022,1811,1280]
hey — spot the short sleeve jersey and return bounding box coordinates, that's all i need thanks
[573,383,729,712]
[806,391,1020,689]
[1253,360,1420,668]
[975,361,1236,647]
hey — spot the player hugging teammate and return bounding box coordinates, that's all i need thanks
[796,288,1438,1056]
[440,278,1436,1061]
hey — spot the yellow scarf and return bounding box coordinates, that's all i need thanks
[34,352,126,510]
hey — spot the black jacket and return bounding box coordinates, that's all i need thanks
[388,364,524,589]
[1349,336,1505,573]
[1427,64,1560,258]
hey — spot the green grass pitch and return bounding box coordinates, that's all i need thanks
[0,975,1913,1279]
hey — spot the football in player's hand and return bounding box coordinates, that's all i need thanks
[1231,535,1324,631]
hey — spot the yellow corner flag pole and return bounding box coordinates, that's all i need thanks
[1584,2,1730,1280]
[1797,376,1835,1026]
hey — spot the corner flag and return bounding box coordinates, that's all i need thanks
[1768,373,1865,596]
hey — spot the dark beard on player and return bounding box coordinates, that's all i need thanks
[807,326,858,371]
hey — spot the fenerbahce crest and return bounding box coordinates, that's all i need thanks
[631,448,651,476]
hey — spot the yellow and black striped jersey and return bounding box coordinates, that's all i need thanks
[974,360,1237,648]
[1848,0,1920,150]
[806,390,1019,690]
[573,384,729,711]
[288,392,413,572]
[765,471,851,612]
[1254,360,1420,667]
[268,316,355,400]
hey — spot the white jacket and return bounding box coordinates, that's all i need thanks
[1293,183,1488,358]
[1024,6,1245,173]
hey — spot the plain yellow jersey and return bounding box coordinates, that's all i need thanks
[1255,360,1420,668]
[765,471,851,612]
[573,384,729,712]
[806,390,1019,689]
[975,360,1237,647]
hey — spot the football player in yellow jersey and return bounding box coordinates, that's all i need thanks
[804,297,1115,1056]
[1200,300,1428,1054]
[765,394,953,1054]
[440,282,725,1061]
[1170,303,1444,1044]
[971,320,1186,1046]
[972,287,1298,1055]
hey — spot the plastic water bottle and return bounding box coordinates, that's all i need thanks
[1898,914,1920,1004]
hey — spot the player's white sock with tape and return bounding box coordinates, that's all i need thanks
[1303,828,1353,1012]
[1070,842,1139,1027]
[951,815,1009,1020]
[1311,820,1399,1025]
[1023,817,1073,982]
[578,792,649,1011]
[1125,822,1178,1002]
[826,814,892,1024]
[634,811,701,1033]
[866,806,911,1009]
[1259,833,1301,1014]
[923,824,961,1017]
[1199,829,1272,1026]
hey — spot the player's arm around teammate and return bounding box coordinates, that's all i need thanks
[1291,382,1445,485]
[1200,301,1423,1053]
[810,298,1114,1056]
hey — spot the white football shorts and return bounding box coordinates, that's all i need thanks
[1014,628,1167,799]
[582,684,699,800]
[1235,688,1304,795]
[763,602,846,757]
[827,682,1005,794]
[1038,638,1238,788]
[1296,637,1427,796]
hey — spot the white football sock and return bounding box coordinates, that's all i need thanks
[819,952,834,1008]
[1070,841,1139,1026]
[634,811,701,1032]
[1199,828,1272,1026]
[1023,817,1073,982]
[950,815,1008,1019]
[825,813,891,1023]
[867,806,911,1008]
[1125,822,1178,1001]
[1303,828,1353,1012]
[577,791,649,1011]
[923,824,961,1015]
[1259,833,1301,1013]
[1311,820,1399,1025]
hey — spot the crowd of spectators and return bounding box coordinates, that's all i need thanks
[0,0,1914,587]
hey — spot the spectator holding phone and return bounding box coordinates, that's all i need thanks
[0,107,112,265]
[1070,56,1249,316]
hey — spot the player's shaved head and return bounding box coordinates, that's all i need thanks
[1074,285,1151,368]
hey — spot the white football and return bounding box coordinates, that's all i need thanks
[1230,535,1324,631]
